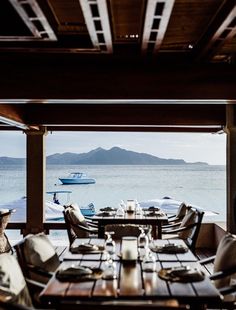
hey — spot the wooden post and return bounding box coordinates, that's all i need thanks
[24,127,47,235]
[226,105,236,233]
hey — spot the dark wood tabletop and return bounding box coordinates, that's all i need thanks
[40,239,221,309]
[91,210,168,239]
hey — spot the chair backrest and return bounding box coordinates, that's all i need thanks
[63,210,78,245]
[105,224,141,240]
[213,233,236,289]
[63,206,90,243]
[0,209,15,254]
[14,232,60,284]
[175,202,187,220]
[178,208,204,252]
[0,253,33,308]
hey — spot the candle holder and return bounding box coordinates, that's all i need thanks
[121,236,138,265]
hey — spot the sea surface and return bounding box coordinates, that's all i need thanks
[0,164,226,222]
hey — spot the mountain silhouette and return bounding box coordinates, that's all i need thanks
[46,147,208,165]
[0,147,208,165]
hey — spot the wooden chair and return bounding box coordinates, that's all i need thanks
[63,206,98,246]
[166,202,187,224]
[162,207,204,252]
[0,253,33,309]
[14,233,61,306]
[199,233,236,309]
[0,209,16,254]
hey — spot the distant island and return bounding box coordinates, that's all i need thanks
[0,147,208,165]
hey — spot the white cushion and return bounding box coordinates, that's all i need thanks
[24,232,60,272]
[178,209,196,239]
[0,253,32,306]
[65,207,89,238]
[68,207,85,224]
[176,202,187,218]
[214,234,236,289]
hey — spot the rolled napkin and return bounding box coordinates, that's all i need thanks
[150,243,188,254]
[158,266,205,282]
[56,265,103,281]
[77,243,99,251]
[148,206,160,211]
[100,207,117,212]
[70,243,104,254]
[96,212,112,217]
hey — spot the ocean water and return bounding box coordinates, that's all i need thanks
[0,164,226,224]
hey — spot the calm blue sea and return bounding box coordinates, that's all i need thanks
[0,164,226,225]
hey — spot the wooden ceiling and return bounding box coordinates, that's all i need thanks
[0,0,235,60]
[0,0,235,131]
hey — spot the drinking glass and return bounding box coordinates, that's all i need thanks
[120,200,127,212]
[142,248,156,272]
[137,227,149,248]
[116,203,125,217]
[104,231,116,257]
[102,254,117,280]
[135,201,143,215]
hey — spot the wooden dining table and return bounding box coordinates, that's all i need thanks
[91,210,168,239]
[40,238,222,309]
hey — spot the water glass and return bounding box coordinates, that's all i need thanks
[135,201,143,215]
[104,231,116,256]
[142,248,156,272]
[120,200,127,211]
[137,227,149,249]
[102,254,117,280]
[116,204,125,217]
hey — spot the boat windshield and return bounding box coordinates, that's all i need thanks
[70,173,83,178]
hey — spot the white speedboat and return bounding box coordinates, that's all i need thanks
[0,196,63,222]
[59,172,96,185]
[0,190,95,221]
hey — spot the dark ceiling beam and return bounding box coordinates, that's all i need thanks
[0,104,29,129]
[0,104,40,130]
[0,53,235,99]
[46,125,223,133]
[18,104,225,126]
[194,0,236,61]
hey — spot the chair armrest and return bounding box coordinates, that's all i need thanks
[72,223,98,234]
[162,226,189,234]
[26,278,46,290]
[87,221,98,228]
[198,255,216,265]
[27,264,54,279]
[167,214,176,219]
[218,284,236,295]
[162,222,181,229]
[209,265,236,281]
[162,223,197,234]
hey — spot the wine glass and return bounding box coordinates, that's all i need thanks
[103,231,117,280]
[135,201,143,215]
[142,247,156,272]
[137,227,149,259]
[116,203,125,217]
[104,231,116,257]
[120,200,127,211]
[102,254,117,280]
[137,227,149,248]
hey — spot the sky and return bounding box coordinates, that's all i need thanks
[0,131,226,165]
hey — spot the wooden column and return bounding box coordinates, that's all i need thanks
[24,127,47,235]
[226,105,236,233]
